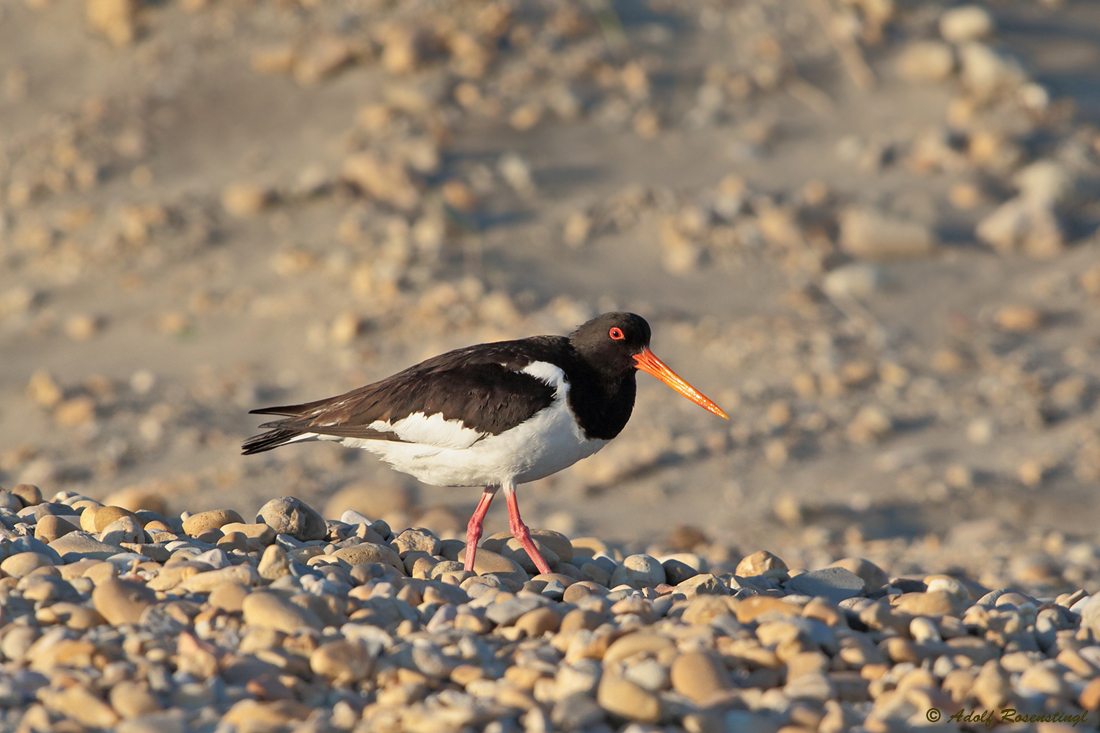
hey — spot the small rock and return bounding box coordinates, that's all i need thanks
[222,183,269,217]
[92,577,156,626]
[736,550,788,579]
[334,542,405,574]
[896,41,955,83]
[670,650,733,704]
[242,591,325,633]
[85,0,136,46]
[940,5,994,43]
[828,558,888,591]
[596,673,661,723]
[310,639,374,683]
[257,497,327,541]
[787,567,866,604]
[610,554,666,588]
[182,509,245,537]
[839,207,938,260]
[994,304,1043,333]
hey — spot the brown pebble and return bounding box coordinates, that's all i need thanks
[91,577,156,626]
[670,650,733,703]
[182,509,245,537]
[35,515,79,543]
[596,673,661,722]
[515,607,559,637]
[735,550,788,578]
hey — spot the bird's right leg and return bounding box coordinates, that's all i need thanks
[464,487,497,572]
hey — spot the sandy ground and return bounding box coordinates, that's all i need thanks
[2,0,1099,586]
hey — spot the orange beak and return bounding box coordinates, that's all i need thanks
[633,348,728,419]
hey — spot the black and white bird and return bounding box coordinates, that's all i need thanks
[243,312,727,575]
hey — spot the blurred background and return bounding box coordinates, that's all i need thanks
[1,0,1098,591]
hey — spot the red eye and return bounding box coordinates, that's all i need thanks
[609,327,624,340]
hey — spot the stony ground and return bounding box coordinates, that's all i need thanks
[2,0,1100,729]
[0,487,1099,733]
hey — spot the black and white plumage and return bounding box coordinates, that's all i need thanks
[243,312,727,574]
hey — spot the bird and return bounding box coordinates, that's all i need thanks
[242,312,727,575]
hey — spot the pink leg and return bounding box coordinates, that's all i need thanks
[464,488,496,572]
[504,483,552,575]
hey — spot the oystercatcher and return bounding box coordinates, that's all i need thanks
[243,312,726,575]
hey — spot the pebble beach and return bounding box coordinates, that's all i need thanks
[4,0,1100,730]
[0,486,1099,732]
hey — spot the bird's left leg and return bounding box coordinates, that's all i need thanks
[503,480,552,575]
[463,487,496,572]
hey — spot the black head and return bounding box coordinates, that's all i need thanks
[570,312,652,375]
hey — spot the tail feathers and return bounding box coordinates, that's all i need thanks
[242,426,312,455]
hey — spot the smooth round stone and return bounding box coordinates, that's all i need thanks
[0,552,54,578]
[333,543,404,574]
[894,590,964,617]
[49,532,125,561]
[256,497,327,542]
[676,573,728,597]
[181,509,245,537]
[562,581,606,604]
[258,544,291,581]
[514,606,559,637]
[108,680,162,719]
[34,515,79,543]
[662,558,701,585]
[924,574,971,601]
[219,522,276,545]
[596,673,661,722]
[92,506,138,533]
[311,639,373,683]
[457,547,527,584]
[995,591,1037,608]
[671,650,733,703]
[735,550,788,579]
[181,565,260,594]
[787,567,866,604]
[609,554,665,589]
[829,558,888,591]
[552,692,605,731]
[495,539,561,575]
[0,492,21,513]
[604,632,676,664]
[92,577,157,626]
[910,616,942,643]
[428,561,465,580]
[242,590,324,633]
[100,516,144,546]
[11,484,42,506]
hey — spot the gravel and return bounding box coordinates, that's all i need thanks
[0,487,1093,731]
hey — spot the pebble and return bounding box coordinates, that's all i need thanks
[609,554,666,588]
[736,550,788,579]
[242,590,325,633]
[92,577,156,626]
[839,207,938,260]
[182,509,245,537]
[596,673,661,723]
[256,496,327,541]
[670,650,732,703]
[896,42,955,83]
[940,5,994,44]
[787,567,866,604]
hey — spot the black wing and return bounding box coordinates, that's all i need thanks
[242,337,566,454]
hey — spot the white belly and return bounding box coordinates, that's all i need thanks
[337,398,606,487]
